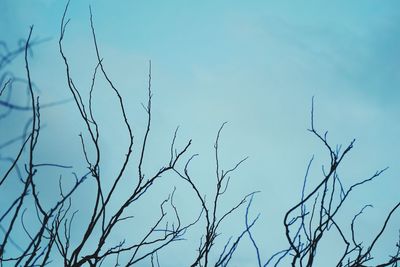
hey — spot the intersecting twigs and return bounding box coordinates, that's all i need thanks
[0,27,85,267]
[0,39,71,121]
[4,2,398,266]
[0,35,48,70]
[51,2,199,266]
[283,98,400,267]
[174,122,256,267]
[0,26,42,262]
[3,2,242,265]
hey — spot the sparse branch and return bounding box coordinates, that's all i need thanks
[281,99,399,267]
[1,3,398,267]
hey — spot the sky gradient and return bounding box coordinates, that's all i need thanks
[1,1,400,266]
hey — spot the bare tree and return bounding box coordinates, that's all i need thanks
[0,2,255,266]
[0,27,86,267]
[242,99,400,267]
[280,99,400,267]
[1,2,399,267]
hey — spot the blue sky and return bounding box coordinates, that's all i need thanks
[1,0,400,266]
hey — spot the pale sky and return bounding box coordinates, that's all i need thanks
[1,1,400,266]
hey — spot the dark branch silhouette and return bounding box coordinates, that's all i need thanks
[0,2,399,267]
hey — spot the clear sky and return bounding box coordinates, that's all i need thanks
[1,0,400,266]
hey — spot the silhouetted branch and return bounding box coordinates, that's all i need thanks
[1,3,398,267]
[282,99,399,267]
